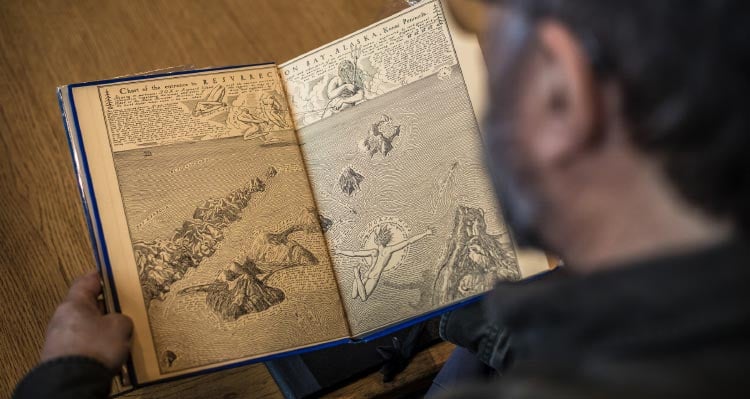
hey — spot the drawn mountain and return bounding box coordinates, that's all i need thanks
[432,206,521,305]
[360,114,401,158]
[293,207,333,233]
[204,259,285,320]
[318,214,333,233]
[339,167,364,196]
[136,173,275,308]
[248,225,319,267]
[293,207,319,232]
[265,166,278,179]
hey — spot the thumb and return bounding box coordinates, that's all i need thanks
[65,271,103,312]
[103,313,134,340]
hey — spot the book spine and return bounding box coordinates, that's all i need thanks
[57,87,137,391]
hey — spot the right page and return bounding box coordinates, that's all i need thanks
[280,0,549,337]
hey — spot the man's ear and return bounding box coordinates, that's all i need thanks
[524,21,598,167]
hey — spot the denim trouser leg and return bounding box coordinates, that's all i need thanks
[425,347,496,398]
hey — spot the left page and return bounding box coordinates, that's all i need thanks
[67,64,349,384]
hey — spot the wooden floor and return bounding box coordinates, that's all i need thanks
[0,0,458,397]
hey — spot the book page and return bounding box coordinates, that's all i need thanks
[68,65,349,383]
[280,0,548,337]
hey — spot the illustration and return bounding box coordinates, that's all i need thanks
[293,54,514,333]
[179,258,286,321]
[247,226,319,267]
[339,166,364,196]
[176,206,323,321]
[285,46,391,127]
[134,169,274,306]
[359,114,401,158]
[188,84,293,143]
[227,91,291,143]
[433,206,520,305]
[429,161,459,215]
[322,47,366,118]
[318,213,333,233]
[192,85,227,117]
[162,350,177,368]
[100,65,351,375]
[335,224,435,301]
[436,65,453,81]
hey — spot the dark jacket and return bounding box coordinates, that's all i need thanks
[440,237,750,398]
[13,356,112,399]
[14,239,750,398]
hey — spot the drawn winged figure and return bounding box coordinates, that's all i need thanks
[335,225,435,301]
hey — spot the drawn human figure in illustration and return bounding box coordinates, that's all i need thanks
[226,91,290,143]
[360,114,401,158]
[433,206,520,305]
[259,91,290,129]
[322,59,366,118]
[232,107,271,140]
[335,225,435,301]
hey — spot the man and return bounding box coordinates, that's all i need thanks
[430,0,750,397]
[14,0,750,397]
[12,272,133,398]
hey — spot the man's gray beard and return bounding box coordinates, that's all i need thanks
[482,12,547,250]
[483,126,546,250]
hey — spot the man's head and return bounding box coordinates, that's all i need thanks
[480,1,748,269]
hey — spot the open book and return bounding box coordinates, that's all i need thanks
[57,0,549,389]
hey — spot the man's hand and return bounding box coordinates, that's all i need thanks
[40,271,134,372]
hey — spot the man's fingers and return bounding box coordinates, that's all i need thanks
[96,297,106,314]
[65,271,102,308]
[104,313,134,339]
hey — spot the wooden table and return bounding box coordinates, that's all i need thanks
[0,0,457,397]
